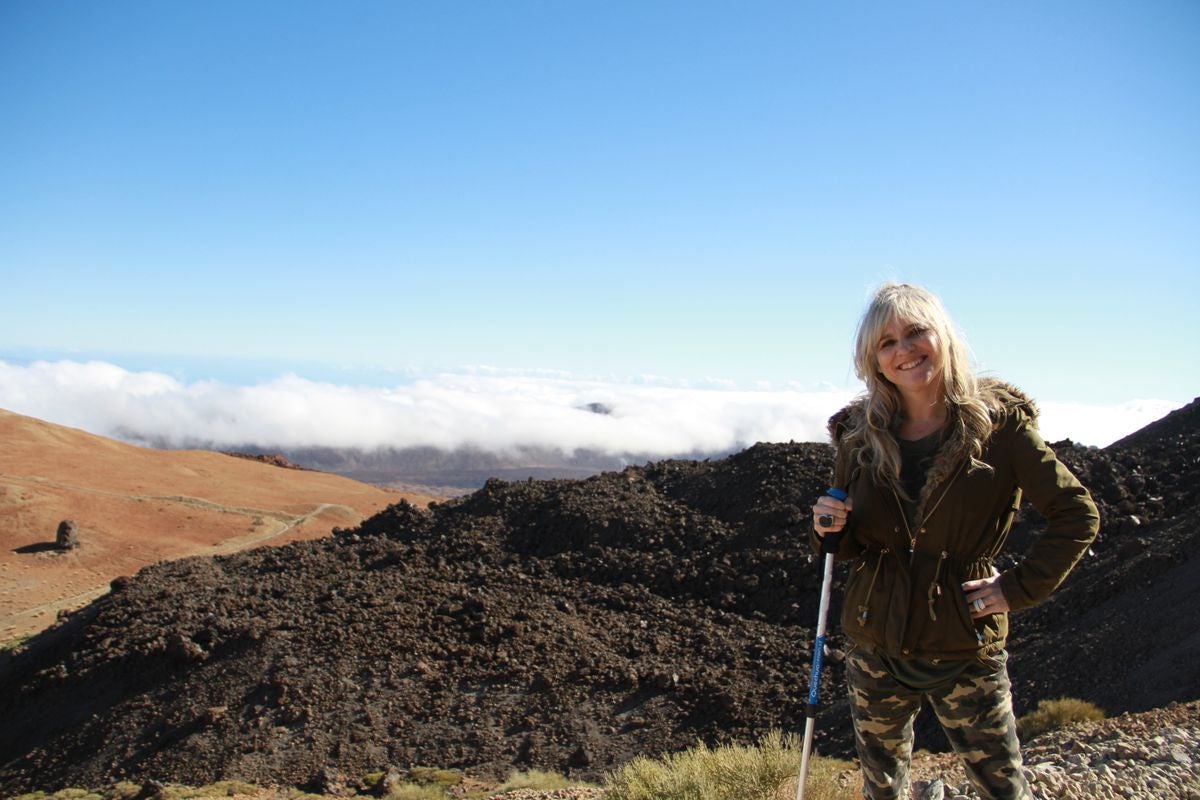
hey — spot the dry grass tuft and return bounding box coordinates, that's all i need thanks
[376,785,446,800]
[1017,697,1106,740]
[604,730,857,800]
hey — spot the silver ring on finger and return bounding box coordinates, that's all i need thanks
[972,598,986,612]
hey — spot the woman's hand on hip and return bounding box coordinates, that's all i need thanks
[812,494,852,538]
[962,572,1010,619]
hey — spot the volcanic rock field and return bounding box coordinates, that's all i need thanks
[1,399,1197,794]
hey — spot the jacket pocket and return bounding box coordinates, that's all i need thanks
[841,547,897,649]
[926,553,993,655]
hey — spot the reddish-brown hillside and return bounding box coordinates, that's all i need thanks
[0,408,436,643]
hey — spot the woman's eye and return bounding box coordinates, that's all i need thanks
[879,339,895,349]
[908,326,926,337]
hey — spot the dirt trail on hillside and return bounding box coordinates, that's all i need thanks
[2,469,358,636]
[0,408,425,645]
[1,471,363,641]
[4,472,352,530]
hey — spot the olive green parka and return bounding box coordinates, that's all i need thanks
[820,381,1099,661]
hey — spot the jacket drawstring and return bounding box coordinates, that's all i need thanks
[927,550,949,621]
[857,548,889,627]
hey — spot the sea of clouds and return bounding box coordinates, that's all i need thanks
[0,359,1181,455]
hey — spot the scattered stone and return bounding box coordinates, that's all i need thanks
[918,778,945,800]
[311,766,353,796]
[373,766,403,797]
[568,743,593,768]
[166,633,206,663]
[135,779,165,799]
[202,706,227,725]
[652,671,679,690]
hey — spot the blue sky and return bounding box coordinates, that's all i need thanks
[1,1,1197,450]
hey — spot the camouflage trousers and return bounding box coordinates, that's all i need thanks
[846,648,1032,800]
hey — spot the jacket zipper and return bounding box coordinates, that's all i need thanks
[892,459,966,555]
[887,461,976,649]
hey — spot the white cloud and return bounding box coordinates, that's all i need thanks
[0,360,1180,455]
[0,359,854,454]
[1037,399,1183,448]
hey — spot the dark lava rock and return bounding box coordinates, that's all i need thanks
[2,401,1198,794]
[222,452,310,470]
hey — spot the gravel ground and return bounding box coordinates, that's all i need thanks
[488,700,1200,800]
[906,700,1200,800]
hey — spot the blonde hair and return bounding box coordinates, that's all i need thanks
[844,282,999,497]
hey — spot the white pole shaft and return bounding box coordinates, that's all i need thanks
[796,551,838,800]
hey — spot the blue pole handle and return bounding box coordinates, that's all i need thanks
[819,487,848,554]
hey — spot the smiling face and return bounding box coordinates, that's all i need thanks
[875,315,944,398]
[853,283,963,412]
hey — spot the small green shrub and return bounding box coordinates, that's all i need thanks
[52,790,102,800]
[155,781,262,799]
[605,730,856,800]
[408,767,463,787]
[1017,697,1106,740]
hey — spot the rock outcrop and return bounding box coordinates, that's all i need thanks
[55,519,80,550]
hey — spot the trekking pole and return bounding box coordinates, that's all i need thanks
[796,487,849,800]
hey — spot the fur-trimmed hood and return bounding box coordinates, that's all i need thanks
[828,378,1039,524]
[828,378,1038,441]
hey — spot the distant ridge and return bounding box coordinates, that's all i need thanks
[114,431,729,493]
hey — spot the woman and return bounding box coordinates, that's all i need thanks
[811,283,1098,800]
